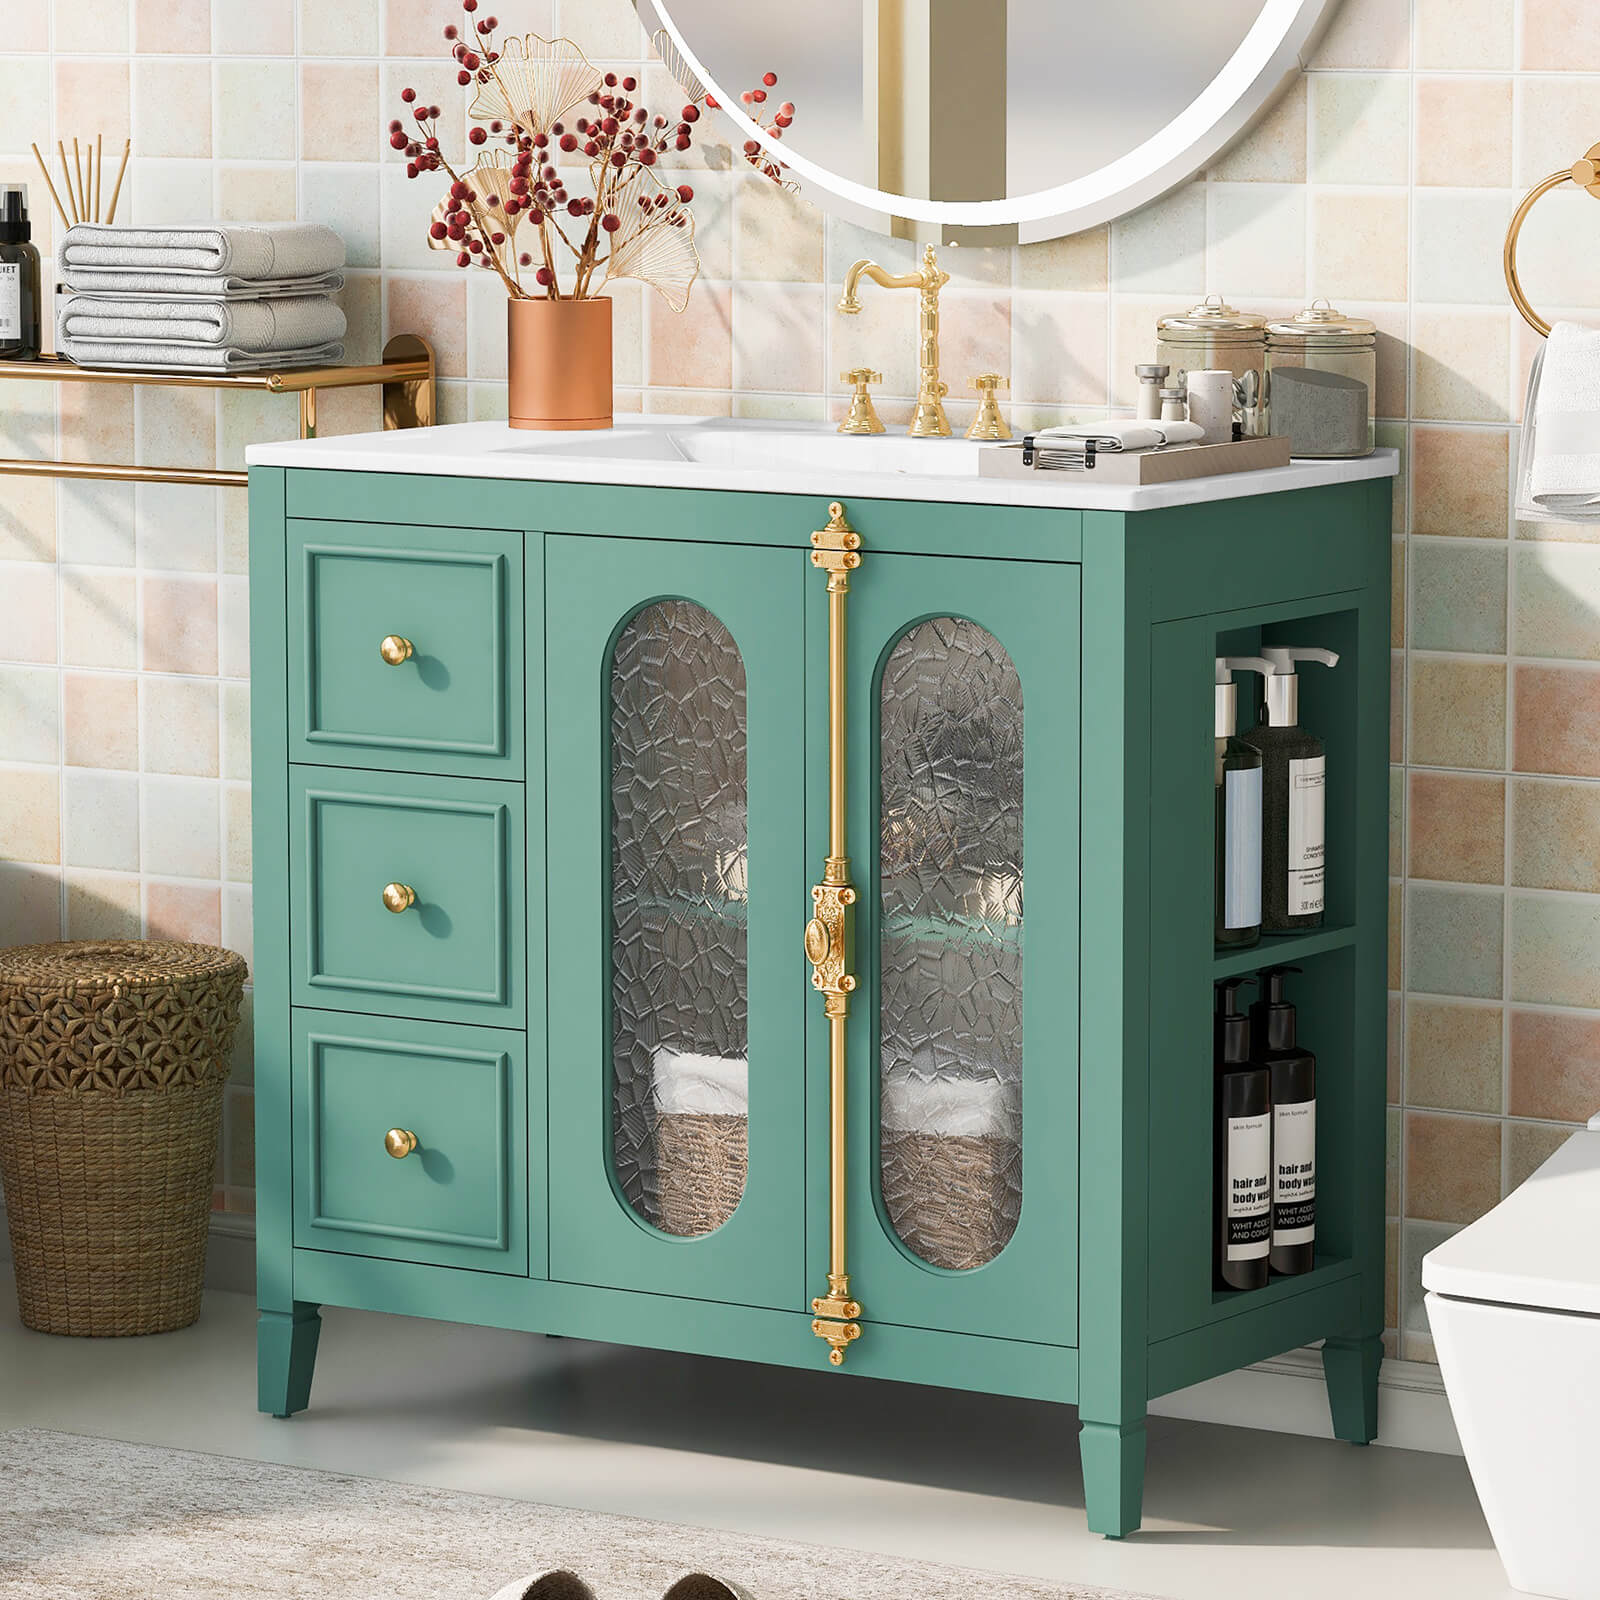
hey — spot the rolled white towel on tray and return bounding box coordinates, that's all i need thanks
[651,1047,748,1117]
[58,294,346,353]
[58,221,345,281]
[1522,320,1600,519]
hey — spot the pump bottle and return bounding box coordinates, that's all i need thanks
[1249,964,1317,1275]
[1215,657,1269,949]
[1214,977,1272,1292]
[1231,646,1339,932]
[0,185,40,361]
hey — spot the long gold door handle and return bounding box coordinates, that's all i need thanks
[807,501,864,1366]
[380,634,414,665]
[382,882,416,913]
[384,1128,418,1158]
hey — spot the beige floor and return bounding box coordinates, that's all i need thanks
[0,1278,1514,1600]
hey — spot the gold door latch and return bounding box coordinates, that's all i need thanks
[808,501,865,1365]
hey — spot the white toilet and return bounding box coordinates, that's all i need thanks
[1424,1118,1600,1600]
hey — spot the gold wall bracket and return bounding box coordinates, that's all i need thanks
[807,501,865,1365]
[0,333,436,487]
[1505,141,1600,337]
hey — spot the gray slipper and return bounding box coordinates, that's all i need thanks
[520,1573,599,1600]
[660,1577,753,1600]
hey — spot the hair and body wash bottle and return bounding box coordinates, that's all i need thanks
[1250,964,1317,1276]
[1215,978,1272,1292]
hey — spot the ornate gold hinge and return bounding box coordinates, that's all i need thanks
[808,501,864,1365]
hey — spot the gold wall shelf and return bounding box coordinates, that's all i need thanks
[1504,141,1600,338]
[0,333,436,488]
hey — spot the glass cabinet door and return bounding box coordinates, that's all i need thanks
[816,550,1081,1346]
[546,535,807,1309]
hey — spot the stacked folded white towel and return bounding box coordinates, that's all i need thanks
[55,222,348,371]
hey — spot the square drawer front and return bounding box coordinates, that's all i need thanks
[291,767,525,1027]
[288,519,523,777]
[293,1011,528,1273]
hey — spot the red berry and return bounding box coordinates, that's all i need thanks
[584,141,599,157]
[401,86,416,101]
[388,118,402,132]
[674,135,690,151]
[610,150,626,167]
[450,180,468,199]
[559,132,577,151]
[519,252,532,266]
[703,95,718,110]
[598,213,619,233]
[762,71,777,86]
[413,105,428,121]
[462,0,476,10]
[491,230,505,244]
[774,113,792,128]
[463,50,479,67]
[428,105,440,118]
[458,69,471,84]
[751,89,766,103]
[676,183,694,202]
[456,251,470,266]
[622,76,637,91]
[389,130,408,149]
[535,266,553,286]
[743,139,759,155]
[639,148,656,165]
[469,126,487,144]
[444,22,457,37]
[567,199,583,216]
[429,220,448,239]
[604,72,617,87]
[779,102,794,117]
[740,91,753,105]
[406,162,417,177]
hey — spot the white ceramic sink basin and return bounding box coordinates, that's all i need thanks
[490,419,988,478]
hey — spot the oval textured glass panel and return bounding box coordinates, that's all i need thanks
[610,601,749,1237]
[879,618,1023,1271]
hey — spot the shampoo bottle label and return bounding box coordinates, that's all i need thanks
[1223,765,1262,929]
[1273,1099,1316,1247]
[0,263,19,341]
[1287,755,1326,916]
[1225,1112,1272,1261]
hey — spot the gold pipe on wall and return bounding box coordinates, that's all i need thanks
[805,500,864,1366]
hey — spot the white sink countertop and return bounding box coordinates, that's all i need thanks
[246,416,1399,513]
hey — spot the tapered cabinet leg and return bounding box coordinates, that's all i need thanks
[1322,1333,1382,1444]
[258,1302,322,1418]
[1079,1417,1147,1538]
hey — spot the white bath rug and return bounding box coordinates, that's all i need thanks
[0,1428,1165,1600]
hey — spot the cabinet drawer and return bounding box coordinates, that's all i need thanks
[293,1010,527,1273]
[291,767,525,1027]
[288,519,523,777]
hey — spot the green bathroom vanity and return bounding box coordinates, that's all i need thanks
[247,419,1396,1537]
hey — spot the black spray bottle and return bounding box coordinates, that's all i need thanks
[1214,977,1272,1292]
[0,185,41,361]
[1250,965,1317,1275]
[1232,646,1339,932]
[1214,657,1268,949]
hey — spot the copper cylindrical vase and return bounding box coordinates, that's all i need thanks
[507,294,613,431]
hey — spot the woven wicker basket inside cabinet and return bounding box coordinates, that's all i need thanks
[0,940,247,1337]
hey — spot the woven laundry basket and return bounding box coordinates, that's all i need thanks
[650,1046,748,1237]
[0,940,246,1336]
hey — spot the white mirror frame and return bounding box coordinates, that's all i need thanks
[637,0,1339,245]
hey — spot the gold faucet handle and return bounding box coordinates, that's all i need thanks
[965,373,1012,441]
[837,368,886,436]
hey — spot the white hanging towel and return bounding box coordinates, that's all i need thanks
[1522,320,1600,519]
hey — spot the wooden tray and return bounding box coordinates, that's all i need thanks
[979,433,1292,485]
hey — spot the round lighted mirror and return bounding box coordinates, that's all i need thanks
[635,0,1338,244]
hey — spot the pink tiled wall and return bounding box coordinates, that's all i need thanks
[2,0,1600,1360]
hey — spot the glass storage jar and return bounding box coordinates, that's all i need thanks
[1264,300,1377,458]
[1155,295,1268,437]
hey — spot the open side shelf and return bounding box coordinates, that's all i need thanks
[1209,1251,1356,1313]
[1213,923,1358,978]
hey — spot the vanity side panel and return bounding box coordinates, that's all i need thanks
[248,467,294,1315]
[1076,511,1153,1509]
[283,471,1083,564]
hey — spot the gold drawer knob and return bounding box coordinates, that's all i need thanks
[382,882,416,914]
[380,635,414,665]
[384,1128,418,1159]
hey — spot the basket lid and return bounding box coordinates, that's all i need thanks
[0,940,246,994]
[1265,299,1377,342]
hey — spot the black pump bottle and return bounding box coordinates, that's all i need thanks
[0,185,41,361]
[1250,964,1317,1275]
[1214,977,1272,1292]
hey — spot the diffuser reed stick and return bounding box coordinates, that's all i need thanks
[72,139,85,221]
[30,144,71,230]
[105,139,130,225]
[57,142,77,223]
[94,135,102,223]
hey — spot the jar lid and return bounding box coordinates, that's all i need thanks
[1266,299,1377,342]
[1156,294,1267,336]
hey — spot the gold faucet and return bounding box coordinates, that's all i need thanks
[837,243,951,439]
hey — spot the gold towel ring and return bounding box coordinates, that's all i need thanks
[1505,142,1600,338]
